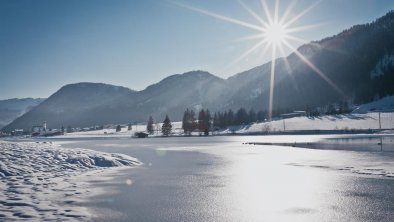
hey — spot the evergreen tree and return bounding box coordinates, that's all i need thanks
[310,108,321,117]
[190,110,197,132]
[257,110,267,122]
[227,109,234,126]
[161,115,172,136]
[198,109,206,135]
[339,101,350,114]
[235,108,248,125]
[305,105,312,117]
[204,109,212,136]
[182,109,196,135]
[326,104,336,115]
[147,116,154,134]
[182,109,189,134]
[213,112,219,128]
[249,109,256,123]
[222,111,228,127]
[219,111,225,128]
[66,125,73,133]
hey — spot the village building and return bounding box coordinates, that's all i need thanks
[31,121,47,136]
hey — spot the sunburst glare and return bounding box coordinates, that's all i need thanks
[176,0,342,120]
[264,22,287,45]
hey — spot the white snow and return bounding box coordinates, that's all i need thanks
[233,112,394,134]
[54,112,394,140]
[57,122,184,138]
[352,95,394,113]
[0,141,141,221]
[239,97,394,133]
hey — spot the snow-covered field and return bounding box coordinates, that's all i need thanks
[0,141,141,221]
[56,112,394,139]
[353,95,394,113]
[240,112,394,133]
[56,122,184,138]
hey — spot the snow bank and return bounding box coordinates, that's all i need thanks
[0,141,141,221]
[237,112,394,133]
[352,95,394,113]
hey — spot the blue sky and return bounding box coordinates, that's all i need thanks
[1,0,393,99]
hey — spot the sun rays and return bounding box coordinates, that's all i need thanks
[175,0,342,120]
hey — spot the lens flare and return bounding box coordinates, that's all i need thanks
[175,0,341,120]
[264,22,286,45]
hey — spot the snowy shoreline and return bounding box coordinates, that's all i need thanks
[47,112,394,139]
[0,141,141,221]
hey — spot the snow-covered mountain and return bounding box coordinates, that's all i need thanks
[3,11,394,131]
[0,98,44,129]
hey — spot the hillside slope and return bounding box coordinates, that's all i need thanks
[3,72,226,130]
[0,98,44,129]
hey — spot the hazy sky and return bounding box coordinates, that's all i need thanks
[1,0,393,99]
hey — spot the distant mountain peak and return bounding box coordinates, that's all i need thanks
[150,70,222,88]
[170,70,221,80]
[182,70,216,77]
[60,82,134,91]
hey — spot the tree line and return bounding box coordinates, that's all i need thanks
[145,114,172,136]
[305,100,352,117]
[212,108,268,128]
[182,108,268,135]
[182,109,212,136]
[145,101,353,137]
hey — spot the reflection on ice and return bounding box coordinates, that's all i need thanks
[245,135,394,152]
[37,135,394,221]
[244,135,394,179]
[227,149,327,221]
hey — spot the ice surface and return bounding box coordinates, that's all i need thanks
[0,141,141,221]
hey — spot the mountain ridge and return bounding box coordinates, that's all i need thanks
[0,98,45,129]
[3,11,394,131]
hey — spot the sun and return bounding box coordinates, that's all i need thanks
[263,21,287,45]
[176,0,342,120]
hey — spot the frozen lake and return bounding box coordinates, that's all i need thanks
[47,135,394,221]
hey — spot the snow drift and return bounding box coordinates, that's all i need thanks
[0,141,141,221]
